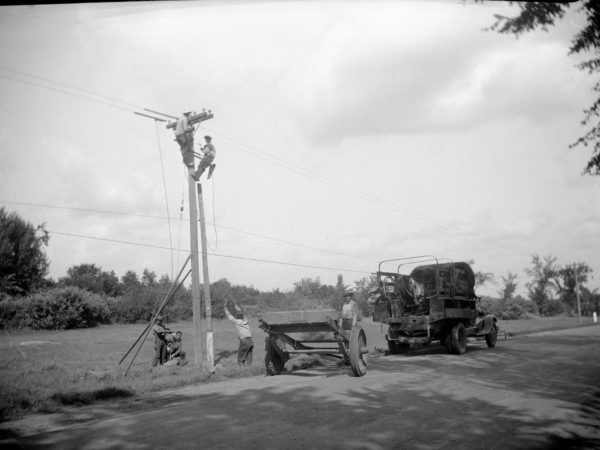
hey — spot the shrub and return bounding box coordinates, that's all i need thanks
[0,287,110,330]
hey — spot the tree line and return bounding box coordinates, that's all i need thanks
[1,207,599,330]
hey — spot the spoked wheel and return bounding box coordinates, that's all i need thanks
[387,339,410,354]
[485,322,498,348]
[450,323,467,355]
[349,327,368,377]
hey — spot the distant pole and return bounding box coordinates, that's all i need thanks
[575,265,581,325]
[197,183,214,369]
[166,109,214,368]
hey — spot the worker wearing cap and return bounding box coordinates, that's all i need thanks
[339,289,359,331]
[224,300,254,366]
[151,315,172,368]
[192,135,216,181]
[174,111,195,168]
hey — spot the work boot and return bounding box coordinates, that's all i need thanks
[207,164,216,179]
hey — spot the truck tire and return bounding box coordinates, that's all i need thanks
[450,323,467,355]
[485,322,498,348]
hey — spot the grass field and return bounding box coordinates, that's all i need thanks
[0,315,597,422]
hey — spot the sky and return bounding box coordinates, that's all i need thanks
[0,0,598,298]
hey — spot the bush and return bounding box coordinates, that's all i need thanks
[0,287,111,330]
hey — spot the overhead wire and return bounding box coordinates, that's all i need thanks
[47,230,369,275]
[153,119,174,279]
[198,125,517,251]
[0,199,375,262]
[0,199,378,262]
[1,66,516,256]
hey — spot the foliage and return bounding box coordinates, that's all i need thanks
[555,262,593,315]
[0,208,50,296]
[525,254,559,312]
[59,263,122,297]
[488,1,600,175]
[502,295,537,320]
[498,271,518,301]
[0,286,111,330]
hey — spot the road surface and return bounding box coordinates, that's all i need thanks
[3,326,600,449]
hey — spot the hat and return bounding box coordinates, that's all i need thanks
[343,289,355,297]
[204,135,212,141]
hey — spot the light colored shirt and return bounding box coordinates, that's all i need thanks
[202,142,216,159]
[341,299,359,324]
[224,307,252,340]
[175,115,192,137]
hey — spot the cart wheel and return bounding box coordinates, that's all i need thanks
[450,323,467,355]
[265,337,287,376]
[349,327,368,377]
[485,322,498,348]
[387,339,410,354]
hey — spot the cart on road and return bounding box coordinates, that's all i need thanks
[258,309,368,377]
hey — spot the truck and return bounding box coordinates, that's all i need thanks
[370,256,498,354]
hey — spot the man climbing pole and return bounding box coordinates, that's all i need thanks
[174,111,195,168]
[192,135,216,181]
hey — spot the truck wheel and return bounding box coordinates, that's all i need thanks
[485,322,498,348]
[450,323,467,355]
[349,327,368,377]
[387,339,410,354]
[442,330,454,354]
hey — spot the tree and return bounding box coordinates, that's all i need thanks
[120,270,140,293]
[141,268,157,287]
[488,1,600,175]
[498,271,518,301]
[556,262,592,315]
[467,259,495,288]
[524,254,559,314]
[0,208,49,295]
[60,263,121,297]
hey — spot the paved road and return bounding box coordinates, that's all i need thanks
[4,326,600,449]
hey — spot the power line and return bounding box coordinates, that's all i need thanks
[198,125,518,252]
[0,67,141,113]
[47,230,370,274]
[0,67,514,251]
[1,199,374,263]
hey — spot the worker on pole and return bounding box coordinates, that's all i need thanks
[192,135,216,181]
[174,111,195,169]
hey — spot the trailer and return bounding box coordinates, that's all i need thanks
[370,256,499,355]
[258,309,368,377]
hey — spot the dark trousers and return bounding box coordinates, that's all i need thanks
[152,339,167,367]
[238,337,254,366]
[177,134,195,167]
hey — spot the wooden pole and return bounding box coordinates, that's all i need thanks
[197,183,214,369]
[165,109,214,369]
[575,265,581,325]
[188,165,203,367]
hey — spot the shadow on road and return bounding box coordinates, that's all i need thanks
[4,332,600,450]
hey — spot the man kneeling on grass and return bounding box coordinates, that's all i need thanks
[224,300,254,366]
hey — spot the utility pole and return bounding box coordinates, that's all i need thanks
[575,264,581,325]
[166,110,213,368]
[197,183,214,369]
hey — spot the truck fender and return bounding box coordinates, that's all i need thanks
[476,315,497,335]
